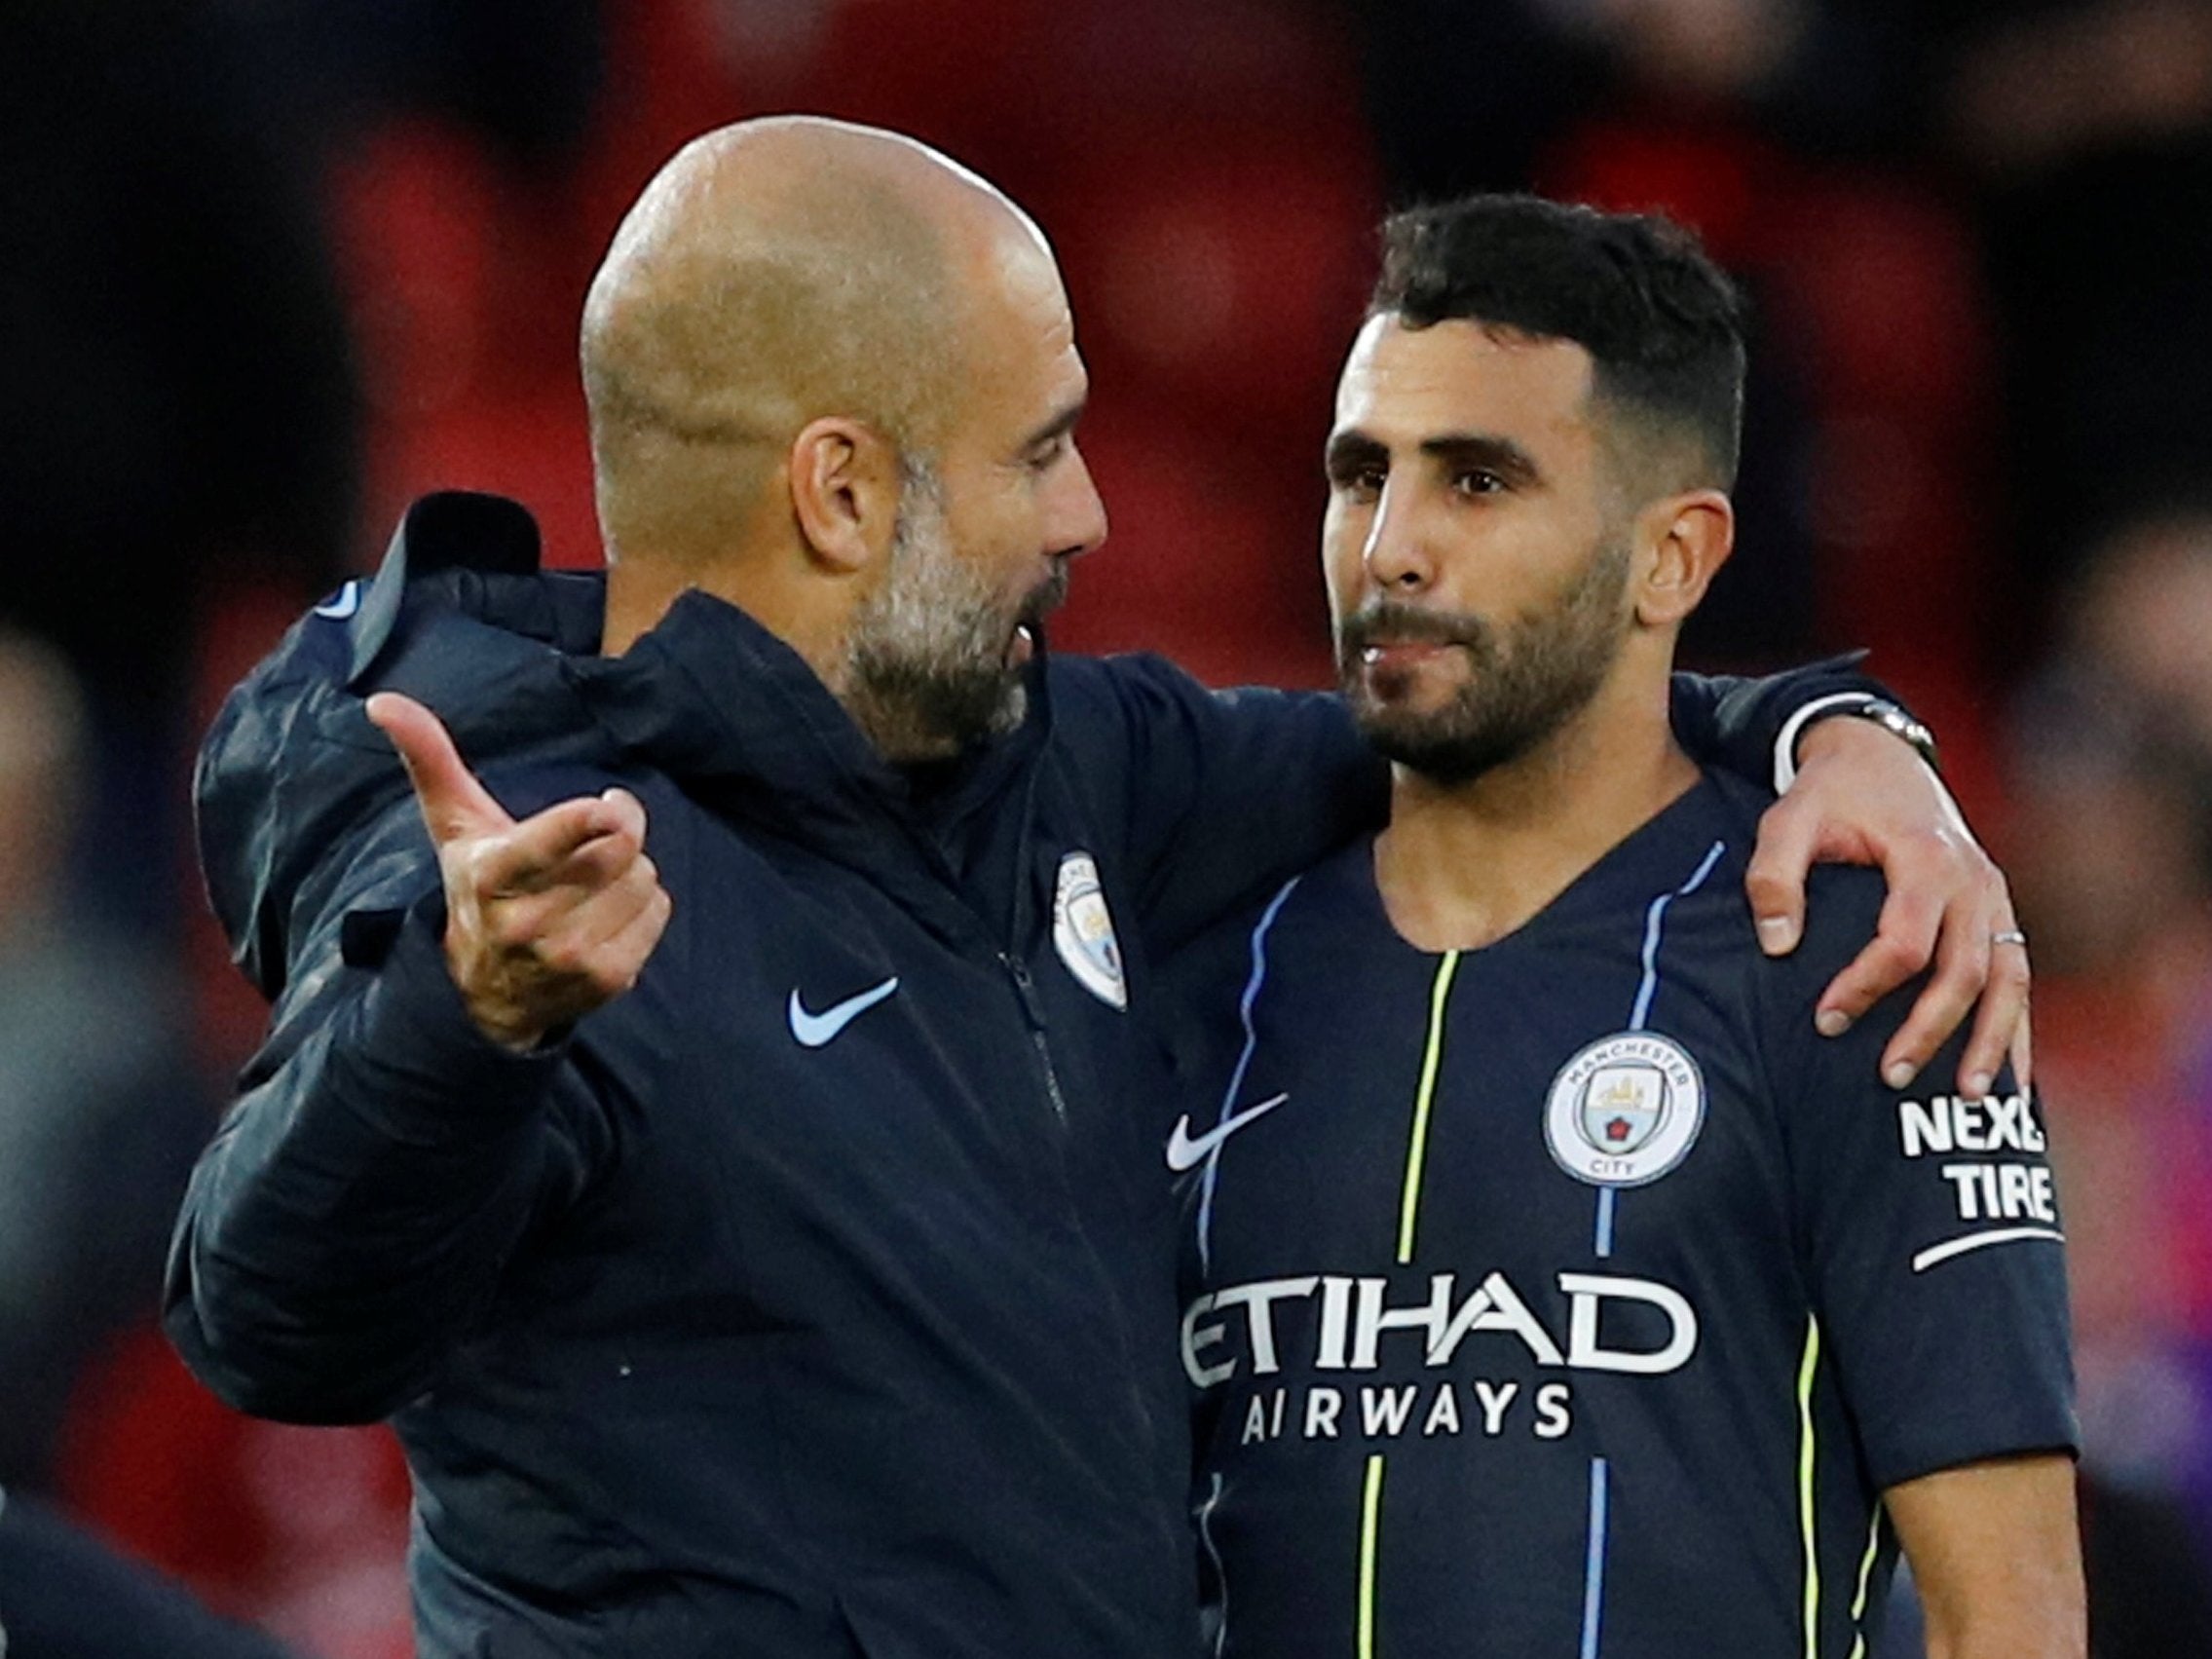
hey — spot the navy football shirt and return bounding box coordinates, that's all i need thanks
[1168,771,2075,1659]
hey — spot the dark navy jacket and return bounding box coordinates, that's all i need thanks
[168,494,1885,1658]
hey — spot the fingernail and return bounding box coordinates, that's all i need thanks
[1885,1060,1916,1089]
[1965,1071,1992,1098]
[1757,916,1798,953]
[1816,1009,1850,1037]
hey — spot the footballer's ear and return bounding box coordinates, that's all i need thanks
[1636,490,1735,627]
[788,418,901,576]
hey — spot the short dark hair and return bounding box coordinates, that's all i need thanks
[1370,195,1747,490]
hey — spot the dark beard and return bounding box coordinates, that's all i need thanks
[1335,537,1631,785]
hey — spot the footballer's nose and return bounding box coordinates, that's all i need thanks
[1362,482,1433,593]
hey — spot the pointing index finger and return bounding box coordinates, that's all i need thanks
[366,693,513,845]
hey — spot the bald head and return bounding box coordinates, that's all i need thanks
[581,117,1051,570]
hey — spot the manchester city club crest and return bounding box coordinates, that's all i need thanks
[1052,850,1127,1010]
[1545,1032,1706,1188]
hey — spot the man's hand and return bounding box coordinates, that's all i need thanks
[1744,717,2029,1097]
[366,693,673,1051]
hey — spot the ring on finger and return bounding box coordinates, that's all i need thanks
[1990,928,2028,948]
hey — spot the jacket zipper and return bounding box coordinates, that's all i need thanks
[887,806,1069,1131]
[1004,944,1169,1530]
[1001,951,1069,1123]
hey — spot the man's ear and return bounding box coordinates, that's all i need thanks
[788,418,901,575]
[1635,489,1735,627]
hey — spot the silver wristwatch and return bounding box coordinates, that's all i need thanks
[1774,692,1943,792]
[1842,697,1940,773]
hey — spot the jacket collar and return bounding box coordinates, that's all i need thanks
[345,492,559,686]
[567,586,1053,945]
[347,492,1050,935]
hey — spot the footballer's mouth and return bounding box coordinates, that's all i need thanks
[1357,638,1466,669]
[1340,604,1484,676]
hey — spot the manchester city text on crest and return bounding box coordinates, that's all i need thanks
[1543,1032,1706,1188]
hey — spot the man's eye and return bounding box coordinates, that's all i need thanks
[1455,469,1504,497]
[1028,434,1070,473]
[1333,465,1385,497]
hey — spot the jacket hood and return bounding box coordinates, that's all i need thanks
[196,492,1050,1000]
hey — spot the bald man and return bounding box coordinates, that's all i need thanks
[170,120,2022,1658]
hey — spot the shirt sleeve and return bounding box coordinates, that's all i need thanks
[1758,869,2078,1491]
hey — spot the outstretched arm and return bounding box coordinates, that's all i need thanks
[1095,652,2028,1093]
[1088,654,1901,952]
[1887,1455,2085,1659]
[166,697,671,1422]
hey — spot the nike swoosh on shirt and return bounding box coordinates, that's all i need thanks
[788,976,901,1048]
[1165,1094,1289,1173]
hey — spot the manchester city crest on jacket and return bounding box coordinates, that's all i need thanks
[1052,850,1126,1009]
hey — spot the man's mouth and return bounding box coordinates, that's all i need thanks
[1340,603,1485,682]
[1007,565,1070,666]
[1360,639,1463,666]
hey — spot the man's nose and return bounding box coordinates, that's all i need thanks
[1362,482,1431,591]
[1050,444,1109,559]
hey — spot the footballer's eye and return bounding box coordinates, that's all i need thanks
[1330,461,1386,498]
[1027,433,1072,473]
[1454,468,1506,497]
[1324,435,1392,500]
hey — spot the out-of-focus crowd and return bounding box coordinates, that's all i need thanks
[2,1,2209,1652]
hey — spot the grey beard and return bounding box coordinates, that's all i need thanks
[844,460,1031,764]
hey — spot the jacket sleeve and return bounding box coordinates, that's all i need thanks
[164,803,617,1425]
[1087,653,1907,955]
[1073,655,1384,957]
[1668,654,1896,796]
